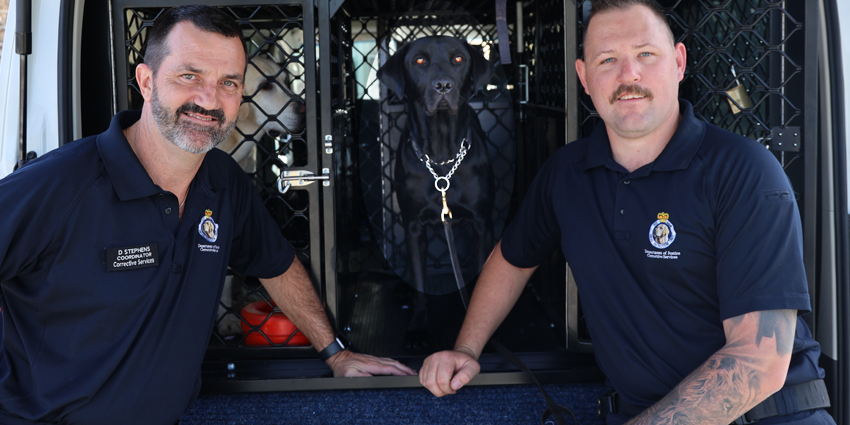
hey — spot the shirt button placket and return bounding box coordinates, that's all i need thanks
[613,177,631,240]
[620,179,631,215]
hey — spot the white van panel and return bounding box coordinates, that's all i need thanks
[0,0,20,177]
[840,0,850,213]
[0,0,60,178]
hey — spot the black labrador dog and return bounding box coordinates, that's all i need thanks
[377,36,495,349]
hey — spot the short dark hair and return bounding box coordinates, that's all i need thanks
[582,0,673,59]
[144,5,245,74]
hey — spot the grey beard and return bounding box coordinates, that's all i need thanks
[151,88,236,154]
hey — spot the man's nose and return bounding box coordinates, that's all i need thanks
[192,82,222,110]
[617,57,641,83]
[433,79,454,94]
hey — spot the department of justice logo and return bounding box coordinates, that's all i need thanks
[198,209,219,243]
[648,212,676,249]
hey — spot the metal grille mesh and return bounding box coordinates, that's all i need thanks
[523,0,566,109]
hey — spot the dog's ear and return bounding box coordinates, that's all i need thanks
[377,43,411,100]
[466,42,495,95]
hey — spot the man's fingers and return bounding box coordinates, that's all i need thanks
[434,356,459,396]
[332,352,417,377]
[451,361,479,391]
[354,356,417,376]
[342,368,372,377]
[386,359,418,376]
[419,350,480,397]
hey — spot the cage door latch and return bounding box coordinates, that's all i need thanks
[277,169,330,194]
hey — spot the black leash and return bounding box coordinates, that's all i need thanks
[413,130,577,424]
[441,213,577,425]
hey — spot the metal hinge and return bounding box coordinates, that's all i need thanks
[518,64,529,122]
[518,64,529,105]
[760,126,801,152]
[324,135,334,154]
[277,168,330,194]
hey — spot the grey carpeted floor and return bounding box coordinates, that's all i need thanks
[180,383,610,424]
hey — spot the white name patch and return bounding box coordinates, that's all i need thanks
[105,243,160,271]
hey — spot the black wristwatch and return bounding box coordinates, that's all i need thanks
[319,337,346,362]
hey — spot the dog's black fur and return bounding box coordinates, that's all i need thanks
[377,36,495,349]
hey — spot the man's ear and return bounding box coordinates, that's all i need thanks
[136,63,155,102]
[466,41,494,94]
[575,58,590,95]
[674,42,687,83]
[376,43,410,99]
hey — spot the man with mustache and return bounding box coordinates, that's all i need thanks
[0,5,414,425]
[420,0,834,424]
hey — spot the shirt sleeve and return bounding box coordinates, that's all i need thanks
[711,132,811,320]
[226,167,296,279]
[500,148,566,268]
[0,168,51,282]
[0,145,99,283]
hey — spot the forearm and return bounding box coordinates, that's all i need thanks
[454,241,536,358]
[626,310,796,425]
[260,256,335,351]
[627,350,769,424]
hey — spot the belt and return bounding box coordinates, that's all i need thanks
[598,379,830,424]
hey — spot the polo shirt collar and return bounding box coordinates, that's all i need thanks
[97,110,228,201]
[583,99,705,173]
[195,148,228,192]
[97,110,159,201]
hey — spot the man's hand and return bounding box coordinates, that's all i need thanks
[419,348,481,397]
[325,350,417,377]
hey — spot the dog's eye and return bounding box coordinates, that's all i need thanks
[259,79,275,91]
[415,57,426,65]
[454,55,463,63]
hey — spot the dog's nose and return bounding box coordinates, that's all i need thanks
[433,79,453,94]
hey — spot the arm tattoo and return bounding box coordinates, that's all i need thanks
[626,310,796,424]
[628,354,760,424]
[755,310,796,356]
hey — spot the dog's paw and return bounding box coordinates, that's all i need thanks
[217,314,243,338]
[403,328,431,351]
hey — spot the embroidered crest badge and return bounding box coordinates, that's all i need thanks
[199,209,219,243]
[648,212,676,249]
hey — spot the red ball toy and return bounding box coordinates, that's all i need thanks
[240,301,310,346]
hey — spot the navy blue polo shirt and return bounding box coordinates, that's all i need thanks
[502,100,823,408]
[0,111,295,424]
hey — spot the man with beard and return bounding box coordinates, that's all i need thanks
[0,5,415,425]
[420,0,834,424]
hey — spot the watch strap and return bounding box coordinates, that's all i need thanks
[319,337,345,361]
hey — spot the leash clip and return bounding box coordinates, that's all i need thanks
[440,190,452,222]
[420,134,469,223]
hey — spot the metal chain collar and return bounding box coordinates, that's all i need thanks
[421,138,469,193]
